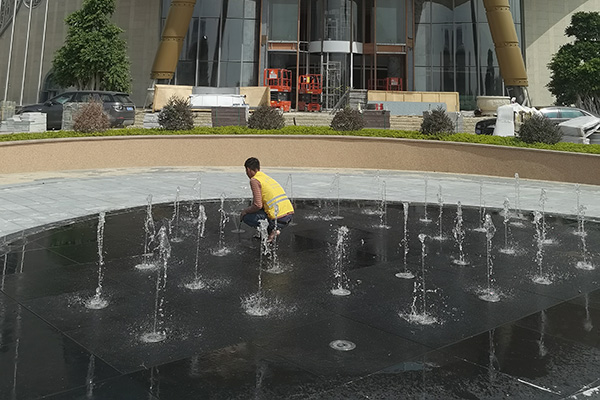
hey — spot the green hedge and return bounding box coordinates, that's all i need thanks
[1,125,600,155]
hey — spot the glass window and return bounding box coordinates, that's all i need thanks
[432,24,453,68]
[352,0,363,42]
[222,18,243,61]
[182,18,199,61]
[245,0,258,18]
[226,0,244,18]
[376,0,405,44]
[478,22,496,67]
[176,61,196,85]
[455,24,475,69]
[243,19,259,61]
[542,110,559,119]
[352,54,364,88]
[197,18,220,63]
[193,0,222,18]
[241,62,258,86]
[269,0,298,41]
[559,109,585,119]
[429,66,450,92]
[454,0,474,23]
[220,62,242,87]
[197,62,218,86]
[364,0,374,43]
[325,0,351,41]
[52,93,74,104]
[414,0,431,24]
[377,55,404,82]
[414,22,431,66]
[477,0,487,21]
[113,94,133,104]
[456,67,477,97]
[431,1,453,24]
[414,66,430,91]
[481,66,503,95]
[310,0,324,40]
[74,92,93,102]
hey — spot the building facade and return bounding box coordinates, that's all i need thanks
[161,0,520,110]
[0,0,598,108]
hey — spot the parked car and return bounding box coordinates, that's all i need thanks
[474,118,497,135]
[537,106,595,124]
[475,106,596,135]
[17,91,136,130]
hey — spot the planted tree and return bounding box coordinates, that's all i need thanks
[248,105,285,130]
[330,107,365,131]
[52,0,131,92]
[420,107,454,135]
[548,12,600,113]
[158,96,194,131]
[73,100,110,133]
[517,114,562,145]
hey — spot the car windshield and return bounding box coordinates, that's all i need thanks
[560,109,586,118]
[51,94,73,104]
[113,94,133,104]
[542,110,560,118]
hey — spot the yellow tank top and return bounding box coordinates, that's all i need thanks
[253,171,294,219]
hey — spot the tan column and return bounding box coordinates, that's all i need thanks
[151,0,197,80]
[483,0,528,87]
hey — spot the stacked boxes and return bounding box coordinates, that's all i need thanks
[0,101,16,121]
[143,113,160,129]
[0,112,46,134]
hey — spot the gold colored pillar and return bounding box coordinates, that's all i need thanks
[151,0,197,80]
[483,0,528,88]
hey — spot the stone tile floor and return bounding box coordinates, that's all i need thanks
[0,166,598,239]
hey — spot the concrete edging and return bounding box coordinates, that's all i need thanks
[0,135,598,185]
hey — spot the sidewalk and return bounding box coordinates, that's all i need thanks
[0,166,597,239]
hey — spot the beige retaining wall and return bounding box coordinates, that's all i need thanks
[0,135,598,186]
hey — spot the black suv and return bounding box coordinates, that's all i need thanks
[18,91,136,130]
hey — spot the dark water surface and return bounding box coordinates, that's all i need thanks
[1,199,599,399]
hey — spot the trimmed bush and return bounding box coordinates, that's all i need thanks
[517,114,562,144]
[72,100,110,133]
[248,105,285,130]
[330,107,365,131]
[420,107,454,135]
[158,95,194,131]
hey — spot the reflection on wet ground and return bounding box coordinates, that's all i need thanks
[1,199,600,399]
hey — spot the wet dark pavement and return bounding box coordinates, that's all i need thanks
[1,200,600,399]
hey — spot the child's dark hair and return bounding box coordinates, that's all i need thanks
[244,157,260,171]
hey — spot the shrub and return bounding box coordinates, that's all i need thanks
[72,100,110,133]
[158,95,194,131]
[517,114,562,144]
[330,107,365,131]
[420,107,454,135]
[248,105,285,130]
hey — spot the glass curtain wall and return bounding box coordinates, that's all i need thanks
[161,0,260,87]
[374,0,406,90]
[414,0,522,109]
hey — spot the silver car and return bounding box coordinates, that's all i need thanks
[18,91,136,130]
[475,106,595,135]
[538,106,595,124]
